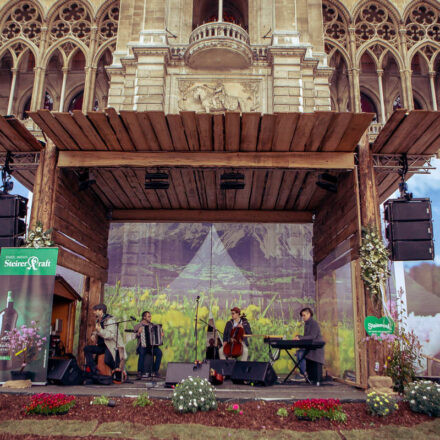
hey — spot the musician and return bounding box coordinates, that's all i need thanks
[134,311,163,379]
[294,307,324,377]
[84,304,126,375]
[219,307,252,361]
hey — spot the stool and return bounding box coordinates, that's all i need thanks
[97,354,112,376]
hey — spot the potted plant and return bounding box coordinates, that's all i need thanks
[6,321,46,381]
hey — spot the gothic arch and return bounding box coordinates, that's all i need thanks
[356,39,404,70]
[64,83,84,111]
[0,38,37,67]
[408,41,440,69]
[0,0,44,48]
[42,37,87,68]
[352,0,401,49]
[324,40,351,68]
[47,0,93,47]
[96,0,119,47]
[92,37,116,67]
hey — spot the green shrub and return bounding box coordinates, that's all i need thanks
[133,393,153,407]
[277,407,289,418]
[90,396,109,405]
[172,376,217,414]
[405,380,440,417]
[366,391,398,417]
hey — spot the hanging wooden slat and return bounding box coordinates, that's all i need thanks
[213,114,225,151]
[372,109,407,153]
[136,112,161,150]
[124,168,152,209]
[105,108,136,151]
[88,112,121,150]
[0,116,35,151]
[400,112,439,154]
[202,169,217,209]
[38,110,79,150]
[147,111,174,151]
[261,170,284,210]
[180,111,200,151]
[233,169,252,210]
[295,173,318,210]
[408,113,440,154]
[336,113,374,152]
[28,111,68,150]
[133,168,162,209]
[95,169,130,209]
[72,110,107,150]
[166,114,189,151]
[169,169,190,209]
[225,112,240,152]
[275,171,297,210]
[240,113,260,151]
[180,168,201,209]
[54,113,90,149]
[290,113,316,151]
[5,118,42,151]
[272,113,298,151]
[284,171,307,209]
[119,111,149,151]
[257,114,276,151]
[111,169,144,208]
[194,169,208,209]
[249,169,267,209]
[321,113,353,152]
[196,113,213,151]
[305,112,334,152]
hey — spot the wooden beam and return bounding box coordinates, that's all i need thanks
[111,209,313,223]
[57,151,355,170]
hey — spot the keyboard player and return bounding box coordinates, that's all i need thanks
[293,307,324,380]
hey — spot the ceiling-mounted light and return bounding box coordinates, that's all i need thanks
[220,172,245,190]
[145,171,169,190]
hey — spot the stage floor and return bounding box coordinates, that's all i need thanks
[1,376,366,402]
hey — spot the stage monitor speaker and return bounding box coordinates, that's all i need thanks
[389,240,434,261]
[306,360,323,383]
[209,359,236,378]
[47,357,83,386]
[165,362,210,387]
[386,221,433,241]
[384,198,431,222]
[231,361,277,386]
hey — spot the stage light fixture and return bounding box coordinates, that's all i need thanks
[78,170,96,191]
[145,171,169,190]
[316,173,337,193]
[220,172,245,190]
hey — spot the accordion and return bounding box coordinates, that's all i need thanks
[140,324,163,347]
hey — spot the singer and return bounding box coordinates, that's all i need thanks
[84,304,126,375]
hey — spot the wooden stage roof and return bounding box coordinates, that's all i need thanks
[0,109,437,218]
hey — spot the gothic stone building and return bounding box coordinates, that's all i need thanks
[1,0,439,125]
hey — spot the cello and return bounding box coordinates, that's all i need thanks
[223,315,246,358]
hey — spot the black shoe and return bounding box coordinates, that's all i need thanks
[136,373,142,380]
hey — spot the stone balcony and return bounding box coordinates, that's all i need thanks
[184,22,253,69]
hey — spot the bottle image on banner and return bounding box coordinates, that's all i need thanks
[0,291,19,370]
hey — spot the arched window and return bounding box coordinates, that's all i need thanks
[193,0,248,29]
[361,92,378,121]
[22,96,32,119]
[68,91,83,112]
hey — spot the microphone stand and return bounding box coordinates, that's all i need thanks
[194,296,200,362]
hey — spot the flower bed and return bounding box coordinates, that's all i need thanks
[24,393,75,416]
[292,398,346,422]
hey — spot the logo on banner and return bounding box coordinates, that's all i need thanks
[0,248,58,276]
[364,316,395,336]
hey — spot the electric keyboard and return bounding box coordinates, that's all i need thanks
[267,340,325,350]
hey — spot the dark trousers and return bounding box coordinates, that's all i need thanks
[84,344,114,373]
[137,346,162,374]
[296,349,307,375]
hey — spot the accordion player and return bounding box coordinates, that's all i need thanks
[134,311,164,379]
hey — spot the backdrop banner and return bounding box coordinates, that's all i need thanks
[0,247,58,384]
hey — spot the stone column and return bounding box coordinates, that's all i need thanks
[429,71,437,110]
[83,26,98,112]
[59,67,68,112]
[377,69,386,123]
[7,68,18,115]
[348,27,361,112]
[398,27,412,110]
[30,26,48,111]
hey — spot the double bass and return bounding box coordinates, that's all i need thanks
[223,314,247,358]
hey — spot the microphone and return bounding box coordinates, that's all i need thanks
[196,296,200,300]
[130,316,137,321]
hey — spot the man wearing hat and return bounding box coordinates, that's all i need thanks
[219,307,252,361]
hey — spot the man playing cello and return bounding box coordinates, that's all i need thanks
[219,307,252,361]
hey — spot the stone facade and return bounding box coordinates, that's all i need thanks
[0,0,439,122]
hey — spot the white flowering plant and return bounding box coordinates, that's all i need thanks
[24,221,55,248]
[366,391,398,417]
[172,376,217,414]
[405,380,440,417]
[359,226,390,297]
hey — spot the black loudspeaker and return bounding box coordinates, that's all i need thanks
[306,360,323,383]
[231,361,277,386]
[165,362,210,387]
[209,359,236,378]
[47,357,83,386]
[384,198,434,261]
[0,194,28,248]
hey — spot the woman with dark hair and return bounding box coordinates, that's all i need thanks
[294,307,325,380]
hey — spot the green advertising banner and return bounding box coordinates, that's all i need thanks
[0,247,58,384]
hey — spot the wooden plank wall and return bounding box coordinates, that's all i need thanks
[53,169,109,282]
[312,171,361,265]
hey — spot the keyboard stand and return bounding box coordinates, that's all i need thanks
[269,345,311,384]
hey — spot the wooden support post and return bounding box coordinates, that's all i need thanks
[357,131,384,385]
[29,140,58,231]
[77,277,104,367]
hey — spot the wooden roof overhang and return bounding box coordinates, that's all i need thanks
[21,109,374,222]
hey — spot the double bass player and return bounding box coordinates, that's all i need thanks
[219,307,252,361]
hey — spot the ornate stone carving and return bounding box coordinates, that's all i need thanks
[0,1,43,47]
[97,2,119,46]
[178,81,260,112]
[322,1,348,48]
[405,3,440,47]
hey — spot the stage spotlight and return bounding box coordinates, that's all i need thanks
[78,170,96,191]
[220,172,245,190]
[145,171,169,190]
[316,173,337,193]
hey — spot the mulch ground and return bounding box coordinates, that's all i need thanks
[0,394,434,433]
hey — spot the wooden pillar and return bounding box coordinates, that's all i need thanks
[77,277,104,366]
[357,131,384,384]
[29,140,58,230]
